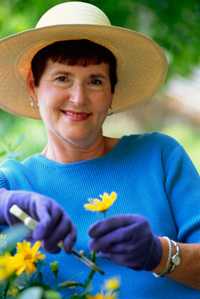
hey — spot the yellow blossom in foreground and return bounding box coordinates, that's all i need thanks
[84,192,117,212]
[7,286,19,297]
[0,253,16,280]
[104,277,120,291]
[14,240,45,275]
[87,294,116,299]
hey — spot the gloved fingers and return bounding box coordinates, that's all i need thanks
[7,192,32,224]
[89,223,138,252]
[63,222,77,252]
[8,215,21,225]
[35,200,63,225]
[89,215,135,238]
[32,203,63,240]
[42,240,61,254]
[32,208,58,240]
[49,203,64,221]
[40,213,74,252]
[99,252,143,269]
[98,252,128,266]
[98,239,140,254]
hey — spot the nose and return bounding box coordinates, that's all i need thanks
[69,82,87,106]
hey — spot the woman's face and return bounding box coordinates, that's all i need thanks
[29,60,113,148]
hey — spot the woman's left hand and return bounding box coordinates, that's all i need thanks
[88,214,162,271]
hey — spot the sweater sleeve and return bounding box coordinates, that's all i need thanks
[164,140,200,243]
[0,171,10,231]
[0,170,10,190]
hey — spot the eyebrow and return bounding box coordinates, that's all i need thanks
[50,70,71,76]
[90,74,107,79]
[50,71,107,78]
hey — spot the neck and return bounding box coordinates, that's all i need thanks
[42,136,108,163]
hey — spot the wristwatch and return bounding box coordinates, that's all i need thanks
[153,237,181,277]
[168,240,181,273]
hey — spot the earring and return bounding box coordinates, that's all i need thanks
[30,96,39,109]
[107,106,113,116]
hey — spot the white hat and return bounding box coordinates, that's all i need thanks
[0,1,167,119]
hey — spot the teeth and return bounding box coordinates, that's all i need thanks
[67,111,87,116]
[63,111,89,116]
[62,110,91,120]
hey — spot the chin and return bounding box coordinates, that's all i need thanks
[61,130,97,147]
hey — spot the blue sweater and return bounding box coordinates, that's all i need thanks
[1,132,200,298]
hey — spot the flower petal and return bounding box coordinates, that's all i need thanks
[84,192,117,213]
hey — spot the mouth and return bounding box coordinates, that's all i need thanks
[61,110,92,121]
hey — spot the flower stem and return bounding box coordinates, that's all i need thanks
[3,275,13,298]
[83,251,97,292]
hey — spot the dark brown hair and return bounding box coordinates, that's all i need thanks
[31,39,117,93]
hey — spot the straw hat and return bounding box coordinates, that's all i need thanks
[0,1,167,119]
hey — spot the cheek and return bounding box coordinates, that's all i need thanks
[38,88,64,109]
[93,93,113,114]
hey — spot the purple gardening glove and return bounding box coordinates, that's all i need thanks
[0,188,76,253]
[88,214,162,271]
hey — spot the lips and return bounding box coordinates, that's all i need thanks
[61,110,92,121]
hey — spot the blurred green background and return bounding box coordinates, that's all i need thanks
[0,0,200,169]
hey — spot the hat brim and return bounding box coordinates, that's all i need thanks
[0,24,167,119]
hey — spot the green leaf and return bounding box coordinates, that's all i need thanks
[58,280,84,289]
[5,151,22,160]
[44,290,62,299]
[69,294,87,299]
[18,286,43,299]
[50,261,59,279]
[0,149,6,157]
[12,134,25,151]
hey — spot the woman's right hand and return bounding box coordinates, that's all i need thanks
[0,188,76,253]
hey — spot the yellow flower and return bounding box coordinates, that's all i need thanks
[84,192,117,212]
[104,277,120,291]
[7,286,19,297]
[87,294,116,299]
[13,240,45,276]
[0,253,16,280]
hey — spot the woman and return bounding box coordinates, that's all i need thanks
[0,2,200,298]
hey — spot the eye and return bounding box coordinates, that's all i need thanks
[92,79,102,85]
[55,75,69,82]
[91,78,102,85]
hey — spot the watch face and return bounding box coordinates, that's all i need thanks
[172,254,181,266]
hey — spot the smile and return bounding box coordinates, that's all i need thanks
[61,110,92,121]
